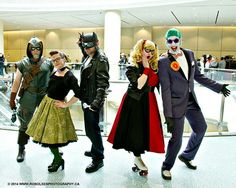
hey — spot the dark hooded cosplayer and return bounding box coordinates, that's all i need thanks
[9,37,53,162]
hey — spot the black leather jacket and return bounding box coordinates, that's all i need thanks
[79,48,110,111]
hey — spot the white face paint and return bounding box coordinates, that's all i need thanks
[166,36,181,55]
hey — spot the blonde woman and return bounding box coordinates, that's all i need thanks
[108,39,165,176]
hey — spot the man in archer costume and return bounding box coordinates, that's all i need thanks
[9,37,53,162]
[158,28,230,180]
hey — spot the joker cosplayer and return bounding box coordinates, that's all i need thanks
[158,28,230,180]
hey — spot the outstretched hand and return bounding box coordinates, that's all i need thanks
[221,84,230,97]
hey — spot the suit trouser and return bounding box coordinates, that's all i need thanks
[83,107,104,161]
[162,97,207,170]
[17,107,35,145]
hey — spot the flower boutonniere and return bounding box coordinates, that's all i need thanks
[170,61,180,71]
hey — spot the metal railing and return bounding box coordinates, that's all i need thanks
[1,68,236,136]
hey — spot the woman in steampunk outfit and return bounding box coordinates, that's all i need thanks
[9,37,53,162]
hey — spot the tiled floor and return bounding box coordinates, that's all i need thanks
[0,129,236,188]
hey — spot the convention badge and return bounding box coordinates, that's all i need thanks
[170,61,180,71]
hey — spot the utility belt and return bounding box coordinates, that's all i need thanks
[26,86,47,94]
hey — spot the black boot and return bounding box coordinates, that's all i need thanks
[85,160,104,173]
[17,145,25,162]
[48,159,65,172]
[16,131,28,163]
[48,152,63,169]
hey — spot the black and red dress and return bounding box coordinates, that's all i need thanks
[108,65,165,155]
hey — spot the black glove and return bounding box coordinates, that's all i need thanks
[221,84,230,97]
[90,100,100,112]
[76,32,84,47]
[165,117,174,133]
[77,32,87,58]
[11,109,17,123]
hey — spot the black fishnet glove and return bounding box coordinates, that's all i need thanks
[221,84,230,97]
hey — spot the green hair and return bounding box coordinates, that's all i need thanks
[165,28,182,39]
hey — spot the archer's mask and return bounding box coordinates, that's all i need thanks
[27,37,43,60]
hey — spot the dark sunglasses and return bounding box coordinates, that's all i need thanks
[31,47,41,51]
[144,48,155,54]
[167,38,180,44]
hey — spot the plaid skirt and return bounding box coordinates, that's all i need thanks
[26,95,78,147]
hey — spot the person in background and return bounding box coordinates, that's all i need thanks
[158,28,230,180]
[218,56,226,69]
[4,55,8,75]
[209,56,219,68]
[205,54,214,68]
[9,37,53,163]
[119,52,128,80]
[108,39,165,176]
[26,51,79,172]
[0,52,5,76]
[77,32,110,173]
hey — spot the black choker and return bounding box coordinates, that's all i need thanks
[58,66,68,72]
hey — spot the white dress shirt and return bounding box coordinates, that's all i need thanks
[176,52,189,80]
